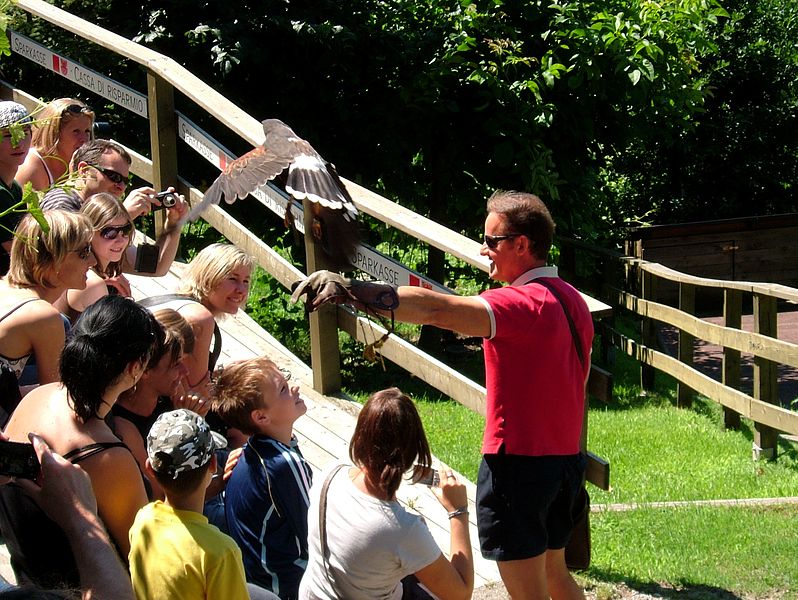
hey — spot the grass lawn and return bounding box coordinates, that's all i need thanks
[372,377,798,598]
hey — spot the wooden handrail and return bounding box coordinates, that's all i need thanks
[637,261,798,303]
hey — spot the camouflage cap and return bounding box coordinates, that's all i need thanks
[0,101,31,129]
[147,409,227,479]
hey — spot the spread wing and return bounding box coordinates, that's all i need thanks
[286,156,358,222]
[185,145,292,222]
[264,118,358,221]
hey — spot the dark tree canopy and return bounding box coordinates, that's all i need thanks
[8,0,795,246]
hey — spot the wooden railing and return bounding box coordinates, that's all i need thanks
[560,237,798,460]
[5,0,612,488]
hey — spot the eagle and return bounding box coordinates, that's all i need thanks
[185,118,359,270]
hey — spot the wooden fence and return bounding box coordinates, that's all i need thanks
[561,237,798,460]
[5,0,613,486]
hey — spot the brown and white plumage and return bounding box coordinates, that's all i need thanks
[186,118,359,269]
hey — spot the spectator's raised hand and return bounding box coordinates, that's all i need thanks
[430,467,468,515]
[123,186,158,219]
[224,446,244,482]
[172,389,210,417]
[105,273,132,298]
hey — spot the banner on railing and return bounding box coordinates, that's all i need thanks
[9,30,148,118]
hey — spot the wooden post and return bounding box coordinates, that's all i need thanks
[640,268,657,391]
[677,282,696,408]
[146,71,178,236]
[752,293,778,460]
[722,289,742,429]
[303,199,342,394]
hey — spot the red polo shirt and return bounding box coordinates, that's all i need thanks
[477,267,593,456]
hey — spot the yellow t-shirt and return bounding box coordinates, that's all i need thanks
[129,501,249,600]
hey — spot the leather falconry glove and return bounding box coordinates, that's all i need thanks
[290,270,399,313]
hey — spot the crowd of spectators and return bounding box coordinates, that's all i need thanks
[0,97,590,600]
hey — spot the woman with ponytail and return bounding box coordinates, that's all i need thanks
[299,388,474,600]
[0,295,161,590]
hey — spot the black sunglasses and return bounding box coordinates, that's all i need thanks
[74,243,92,260]
[90,164,128,186]
[62,103,93,116]
[99,224,133,240]
[483,233,522,250]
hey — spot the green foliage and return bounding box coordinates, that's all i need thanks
[9,0,731,250]
[603,0,798,226]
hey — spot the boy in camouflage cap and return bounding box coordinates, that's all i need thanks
[129,409,275,599]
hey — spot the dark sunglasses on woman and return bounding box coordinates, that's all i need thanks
[99,224,133,240]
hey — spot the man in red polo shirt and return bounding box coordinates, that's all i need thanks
[294,191,593,599]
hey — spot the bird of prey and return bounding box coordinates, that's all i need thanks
[185,118,359,270]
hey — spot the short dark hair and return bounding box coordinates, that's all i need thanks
[349,388,432,499]
[151,457,213,496]
[70,139,132,172]
[486,190,555,260]
[61,296,162,422]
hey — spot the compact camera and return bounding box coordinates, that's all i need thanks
[152,191,177,210]
[0,440,40,480]
[416,466,439,487]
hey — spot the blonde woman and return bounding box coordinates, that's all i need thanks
[140,243,254,398]
[16,98,95,190]
[56,192,187,322]
[0,211,95,410]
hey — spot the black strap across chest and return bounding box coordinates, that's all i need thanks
[528,278,585,368]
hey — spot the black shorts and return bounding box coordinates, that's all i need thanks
[476,452,585,561]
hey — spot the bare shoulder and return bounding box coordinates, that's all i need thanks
[178,301,215,327]
[68,273,109,313]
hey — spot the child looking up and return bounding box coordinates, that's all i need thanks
[212,357,312,600]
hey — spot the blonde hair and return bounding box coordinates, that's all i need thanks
[80,192,134,277]
[152,308,195,359]
[32,98,95,158]
[211,356,278,435]
[178,243,254,304]
[7,211,93,288]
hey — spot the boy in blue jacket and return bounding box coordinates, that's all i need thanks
[212,357,312,600]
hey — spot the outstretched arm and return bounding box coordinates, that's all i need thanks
[291,271,492,338]
[391,286,491,338]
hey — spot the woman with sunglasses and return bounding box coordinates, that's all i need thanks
[0,295,160,590]
[0,210,95,414]
[56,192,186,323]
[15,98,95,191]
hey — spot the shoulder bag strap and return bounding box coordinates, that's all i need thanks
[531,278,585,368]
[139,294,222,372]
[319,463,347,597]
